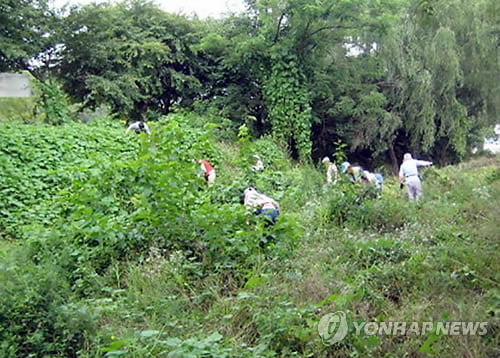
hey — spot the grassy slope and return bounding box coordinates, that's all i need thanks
[0,120,498,357]
[85,145,499,357]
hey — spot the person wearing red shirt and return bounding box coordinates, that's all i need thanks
[197,159,216,185]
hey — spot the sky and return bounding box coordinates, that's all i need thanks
[51,0,247,19]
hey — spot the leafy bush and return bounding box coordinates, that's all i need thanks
[354,196,415,232]
[0,250,95,357]
[2,112,498,358]
[317,180,372,227]
[0,120,136,239]
[36,81,74,125]
[23,114,300,296]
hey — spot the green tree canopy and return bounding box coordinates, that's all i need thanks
[383,0,500,163]
[0,0,60,73]
[57,0,203,120]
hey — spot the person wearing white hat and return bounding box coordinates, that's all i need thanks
[398,153,432,200]
[340,161,363,183]
[322,157,339,185]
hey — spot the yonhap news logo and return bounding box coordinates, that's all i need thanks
[318,311,488,345]
[317,311,348,344]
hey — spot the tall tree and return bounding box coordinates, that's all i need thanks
[383,0,500,163]
[57,0,202,119]
[199,0,404,160]
[0,0,60,74]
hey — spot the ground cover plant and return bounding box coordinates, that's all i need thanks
[0,114,498,357]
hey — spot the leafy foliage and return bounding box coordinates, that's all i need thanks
[1,0,498,164]
[383,0,500,162]
[0,250,95,358]
[1,0,500,356]
[0,0,60,71]
[0,115,499,356]
[0,120,136,239]
[58,1,203,118]
[263,51,313,159]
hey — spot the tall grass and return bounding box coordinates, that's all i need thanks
[0,117,498,357]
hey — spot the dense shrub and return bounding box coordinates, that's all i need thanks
[1,114,498,357]
[0,120,137,239]
[0,252,95,357]
[22,115,300,296]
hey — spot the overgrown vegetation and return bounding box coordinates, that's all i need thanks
[1,0,498,164]
[1,0,499,356]
[0,115,498,357]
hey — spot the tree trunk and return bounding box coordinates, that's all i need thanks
[387,140,399,176]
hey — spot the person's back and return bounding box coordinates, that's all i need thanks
[197,159,216,185]
[361,171,384,196]
[341,162,362,182]
[244,187,280,225]
[399,153,432,200]
[244,187,278,209]
[362,171,377,185]
[127,121,151,135]
[322,157,338,184]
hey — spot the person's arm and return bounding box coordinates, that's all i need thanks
[398,165,405,184]
[326,166,332,184]
[415,160,432,167]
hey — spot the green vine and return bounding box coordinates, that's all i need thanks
[263,52,312,160]
[35,80,73,125]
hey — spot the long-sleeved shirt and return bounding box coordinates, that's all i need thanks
[127,121,151,135]
[326,163,339,184]
[244,188,279,211]
[399,159,432,181]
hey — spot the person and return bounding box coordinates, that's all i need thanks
[322,156,339,185]
[398,153,432,200]
[252,155,264,172]
[340,161,363,183]
[197,159,216,186]
[126,120,151,135]
[360,170,384,194]
[374,173,384,191]
[243,187,280,225]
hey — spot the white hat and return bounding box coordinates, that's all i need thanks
[403,153,412,161]
[322,156,330,164]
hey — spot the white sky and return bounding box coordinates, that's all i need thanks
[50,0,247,19]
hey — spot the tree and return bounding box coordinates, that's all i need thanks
[0,0,60,73]
[201,0,404,160]
[57,0,203,120]
[382,0,500,164]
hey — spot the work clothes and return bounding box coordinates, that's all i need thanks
[127,121,151,135]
